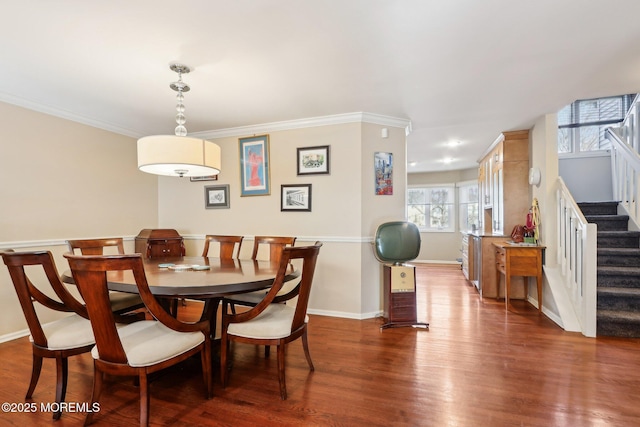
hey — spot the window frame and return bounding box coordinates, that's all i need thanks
[456,180,479,233]
[558,94,635,158]
[407,184,456,233]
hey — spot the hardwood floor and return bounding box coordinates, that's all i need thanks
[1,264,640,426]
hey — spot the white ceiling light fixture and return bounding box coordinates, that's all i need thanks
[137,63,221,178]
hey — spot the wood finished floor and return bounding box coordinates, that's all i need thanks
[1,265,640,426]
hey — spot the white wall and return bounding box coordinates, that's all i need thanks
[530,114,560,317]
[559,154,613,202]
[0,102,158,337]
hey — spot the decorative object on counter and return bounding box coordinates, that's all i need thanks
[530,198,541,243]
[239,135,270,196]
[137,63,221,178]
[511,225,525,243]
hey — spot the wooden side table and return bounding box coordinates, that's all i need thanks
[493,242,545,311]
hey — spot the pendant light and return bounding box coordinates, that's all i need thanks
[137,63,221,178]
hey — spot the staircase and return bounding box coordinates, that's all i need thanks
[579,201,640,337]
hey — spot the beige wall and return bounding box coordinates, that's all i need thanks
[0,104,407,337]
[408,167,478,262]
[0,102,158,337]
[158,121,407,318]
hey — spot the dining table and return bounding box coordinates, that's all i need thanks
[61,255,299,299]
[61,255,300,338]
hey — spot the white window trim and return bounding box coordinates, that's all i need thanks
[407,184,456,233]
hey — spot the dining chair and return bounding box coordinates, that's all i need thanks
[220,242,322,400]
[66,238,145,314]
[201,234,244,258]
[64,253,213,427]
[199,235,244,338]
[225,236,297,314]
[1,249,95,420]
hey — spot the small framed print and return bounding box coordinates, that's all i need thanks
[281,184,312,212]
[205,185,230,209]
[374,152,393,195]
[239,135,270,196]
[190,175,218,182]
[297,145,330,175]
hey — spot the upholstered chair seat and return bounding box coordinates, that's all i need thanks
[227,304,309,339]
[91,320,205,367]
[31,314,94,350]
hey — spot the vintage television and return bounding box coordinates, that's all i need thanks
[374,221,428,330]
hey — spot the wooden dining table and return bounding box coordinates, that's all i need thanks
[61,255,300,340]
[61,255,299,299]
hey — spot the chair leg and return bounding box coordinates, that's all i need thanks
[200,341,213,399]
[85,366,103,426]
[277,343,287,400]
[220,334,229,388]
[25,353,43,399]
[302,329,315,371]
[139,372,150,427]
[53,356,68,420]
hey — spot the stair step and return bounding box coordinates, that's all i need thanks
[585,214,629,231]
[597,248,640,267]
[597,231,640,248]
[597,309,640,338]
[578,201,619,216]
[598,266,640,288]
[598,287,640,310]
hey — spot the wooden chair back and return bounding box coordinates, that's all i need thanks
[2,250,88,347]
[251,236,296,264]
[66,238,125,255]
[202,235,244,258]
[234,242,321,331]
[64,253,199,365]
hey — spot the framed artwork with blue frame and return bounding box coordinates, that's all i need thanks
[239,135,270,196]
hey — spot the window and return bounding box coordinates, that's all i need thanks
[458,181,479,232]
[407,186,455,232]
[558,94,636,155]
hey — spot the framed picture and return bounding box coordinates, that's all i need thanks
[239,135,270,196]
[375,152,393,195]
[297,145,330,175]
[205,184,230,209]
[190,174,218,182]
[281,184,312,212]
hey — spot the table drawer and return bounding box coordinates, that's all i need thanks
[495,247,506,273]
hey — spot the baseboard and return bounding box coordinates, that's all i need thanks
[0,329,29,344]
[413,259,462,265]
[307,308,381,320]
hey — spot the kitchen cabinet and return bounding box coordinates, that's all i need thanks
[466,129,531,299]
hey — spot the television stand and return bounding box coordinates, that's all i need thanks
[381,264,429,330]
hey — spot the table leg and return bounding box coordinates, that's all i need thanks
[505,274,510,311]
[536,272,543,312]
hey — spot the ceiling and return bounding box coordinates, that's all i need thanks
[3,0,640,173]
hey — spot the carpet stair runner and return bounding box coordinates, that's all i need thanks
[579,201,640,337]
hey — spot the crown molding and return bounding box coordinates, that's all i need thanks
[190,112,411,140]
[0,91,411,140]
[0,92,141,138]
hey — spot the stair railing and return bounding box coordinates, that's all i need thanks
[607,120,640,227]
[557,177,597,337]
